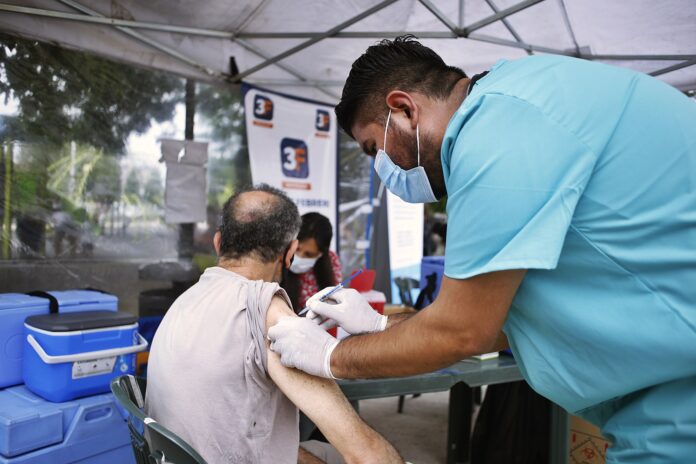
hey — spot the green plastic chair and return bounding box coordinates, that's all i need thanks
[111,375,207,464]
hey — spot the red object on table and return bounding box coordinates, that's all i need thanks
[348,268,376,292]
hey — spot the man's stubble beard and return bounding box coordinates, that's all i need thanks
[391,123,446,200]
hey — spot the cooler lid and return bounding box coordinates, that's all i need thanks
[0,293,50,311]
[25,310,137,332]
[46,290,118,307]
[422,256,445,264]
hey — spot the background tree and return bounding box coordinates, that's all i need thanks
[0,33,183,257]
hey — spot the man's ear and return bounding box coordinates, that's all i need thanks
[385,90,419,130]
[284,239,299,269]
[213,231,222,256]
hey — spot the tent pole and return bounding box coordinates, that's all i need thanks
[2,144,11,260]
[178,80,196,259]
[460,0,545,35]
[238,31,571,55]
[231,0,399,82]
[467,33,568,55]
[0,4,234,38]
[56,0,228,79]
[417,0,459,34]
[458,0,464,27]
[483,0,533,55]
[582,54,696,61]
[233,39,340,100]
[558,0,581,56]
[649,59,696,77]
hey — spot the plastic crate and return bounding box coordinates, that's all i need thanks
[0,294,51,389]
[0,385,134,463]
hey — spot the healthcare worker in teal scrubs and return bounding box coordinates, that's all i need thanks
[269,36,696,462]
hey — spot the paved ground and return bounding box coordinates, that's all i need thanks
[359,391,451,464]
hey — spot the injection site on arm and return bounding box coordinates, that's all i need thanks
[265,296,403,464]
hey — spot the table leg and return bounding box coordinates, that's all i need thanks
[549,402,569,464]
[447,382,474,464]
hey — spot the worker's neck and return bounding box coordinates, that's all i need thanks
[448,77,472,113]
[217,256,280,282]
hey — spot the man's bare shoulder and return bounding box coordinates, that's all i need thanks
[266,294,295,334]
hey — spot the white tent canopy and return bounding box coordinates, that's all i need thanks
[1,0,695,102]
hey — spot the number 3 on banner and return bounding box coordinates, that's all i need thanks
[255,99,266,115]
[283,146,299,171]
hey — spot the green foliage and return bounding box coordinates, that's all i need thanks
[0,33,183,152]
[196,82,251,209]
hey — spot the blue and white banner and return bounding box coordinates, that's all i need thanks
[243,84,338,250]
[386,190,423,304]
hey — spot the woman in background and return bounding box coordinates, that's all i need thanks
[283,212,342,313]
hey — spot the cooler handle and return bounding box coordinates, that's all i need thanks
[26,333,149,364]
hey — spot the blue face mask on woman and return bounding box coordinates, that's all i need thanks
[374,109,438,204]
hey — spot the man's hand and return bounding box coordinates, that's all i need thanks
[306,287,388,335]
[268,316,339,378]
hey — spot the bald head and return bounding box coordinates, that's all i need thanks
[218,184,301,263]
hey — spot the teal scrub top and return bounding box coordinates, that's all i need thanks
[441,56,696,416]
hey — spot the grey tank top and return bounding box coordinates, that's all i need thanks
[145,267,298,463]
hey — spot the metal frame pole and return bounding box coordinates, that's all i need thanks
[418,0,459,34]
[55,0,226,79]
[483,0,533,55]
[461,0,545,35]
[233,39,340,100]
[231,0,400,82]
[0,4,234,38]
[650,59,696,77]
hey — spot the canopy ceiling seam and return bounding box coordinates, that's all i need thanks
[232,0,271,35]
[0,2,694,97]
[5,4,692,61]
[55,0,228,79]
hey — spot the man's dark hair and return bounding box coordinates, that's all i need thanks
[335,35,466,138]
[218,184,301,263]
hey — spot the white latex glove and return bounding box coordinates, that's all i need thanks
[306,287,388,335]
[268,316,339,378]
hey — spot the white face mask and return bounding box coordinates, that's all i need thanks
[289,255,321,274]
[374,109,438,204]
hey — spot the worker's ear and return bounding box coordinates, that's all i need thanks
[385,90,419,130]
[213,231,222,256]
[284,239,298,269]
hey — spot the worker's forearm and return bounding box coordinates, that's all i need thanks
[386,312,412,329]
[491,331,509,351]
[332,306,478,379]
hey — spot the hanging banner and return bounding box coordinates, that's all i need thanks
[386,190,423,304]
[243,84,338,250]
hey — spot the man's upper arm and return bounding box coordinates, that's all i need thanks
[265,296,396,462]
[264,297,359,425]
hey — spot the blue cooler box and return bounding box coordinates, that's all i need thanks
[46,290,118,313]
[419,256,445,302]
[0,295,50,389]
[23,311,148,403]
[0,385,134,463]
[0,291,118,389]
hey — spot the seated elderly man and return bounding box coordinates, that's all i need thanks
[146,184,401,464]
